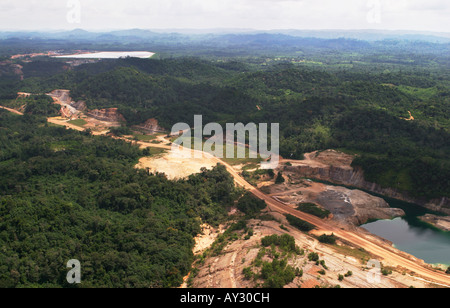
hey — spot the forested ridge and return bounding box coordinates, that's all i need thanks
[0,111,239,287]
[7,56,448,200]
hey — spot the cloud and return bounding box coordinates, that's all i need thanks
[0,0,448,32]
[405,0,450,11]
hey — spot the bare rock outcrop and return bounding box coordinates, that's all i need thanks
[87,108,126,123]
[133,118,164,134]
[264,178,405,228]
[48,89,72,104]
[283,150,450,215]
[70,101,86,111]
[316,186,405,226]
[47,89,84,118]
[419,214,450,232]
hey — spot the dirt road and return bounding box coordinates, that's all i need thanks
[5,106,447,287]
[135,138,450,287]
[0,105,23,115]
[222,164,450,286]
[47,117,85,131]
[47,117,109,136]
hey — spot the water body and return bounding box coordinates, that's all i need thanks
[308,179,450,266]
[53,51,155,59]
[362,197,450,266]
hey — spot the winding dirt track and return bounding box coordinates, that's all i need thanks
[137,138,450,287]
[0,105,23,115]
[3,105,449,287]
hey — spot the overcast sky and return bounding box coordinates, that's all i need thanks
[0,0,449,33]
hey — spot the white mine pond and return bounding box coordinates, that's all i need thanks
[53,51,155,59]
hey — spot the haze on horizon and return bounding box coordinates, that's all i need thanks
[0,0,449,34]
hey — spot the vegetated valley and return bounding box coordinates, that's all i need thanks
[0,31,449,288]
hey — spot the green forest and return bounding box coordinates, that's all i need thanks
[0,33,449,287]
[0,111,240,287]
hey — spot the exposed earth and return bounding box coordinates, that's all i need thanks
[185,218,434,288]
[136,146,217,180]
[266,179,405,228]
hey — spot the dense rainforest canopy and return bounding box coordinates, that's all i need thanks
[0,111,239,287]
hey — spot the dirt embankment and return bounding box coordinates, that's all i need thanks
[187,217,433,289]
[47,89,86,119]
[47,89,127,133]
[48,89,166,135]
[281,150,450,215]
[132,118,164,134]
[86,108,126,123]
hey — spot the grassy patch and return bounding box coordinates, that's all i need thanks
[68,119,87,128]
[330,245,373,265]
[50,140,81,152]
[172,135,265,165]
[397,85,438,101]
[0,99,23,109]
[133,133,158,142]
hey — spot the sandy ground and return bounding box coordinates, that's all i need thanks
[47,116,110,136]
[136,146,218,180]
[193,224,226,256]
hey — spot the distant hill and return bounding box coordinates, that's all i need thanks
[0,28,449,44]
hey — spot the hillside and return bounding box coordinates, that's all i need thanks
[6,54,448,202]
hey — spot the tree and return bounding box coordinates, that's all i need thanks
[308,252,319,262]
[275,172,285,184]
[237,192,267,215]
[285,214,315,232]
[318,234,337,245]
